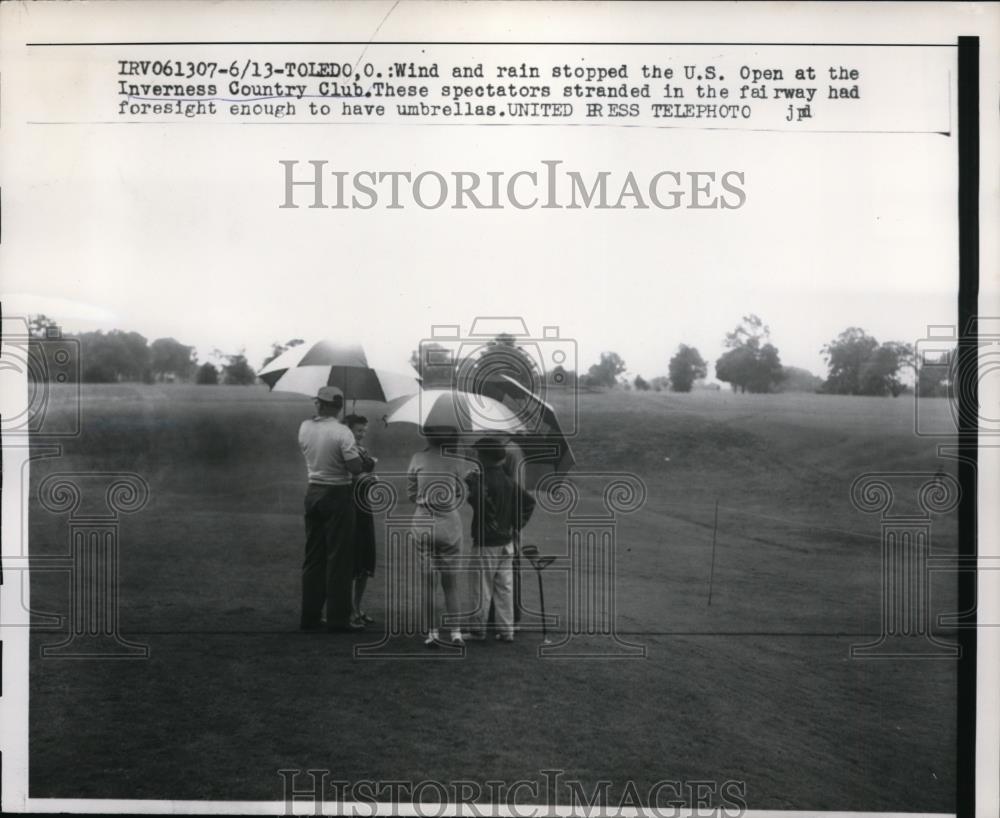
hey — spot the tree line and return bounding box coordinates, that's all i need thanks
[468,315,945,398]
[27,315,258,385]
[28,313,952,397]
[610,315,948,397]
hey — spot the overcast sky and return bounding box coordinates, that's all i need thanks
[1,4,961,383]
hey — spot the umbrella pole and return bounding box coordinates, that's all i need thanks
[513,528,522,625]
[536,569,548,643]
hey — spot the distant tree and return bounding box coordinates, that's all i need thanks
[715,315,785,393]
[888,341,917,381]
[821,328,912,396]
[548,364,577,389]
[860,341,912,397]
[196,362,220,385]
[150,337,197,382]
[877,341,915,397]
[668,344,708,393]
[28,314,61,339]
[261,338,305,369]
[746,344,785,393]
[465,333,540,391]
[410,342,456,387]
[633,374,650,391]
[917,348,953,397]
[820,327,877,395]
[77,330,150,382]
[724,313,770,349]
[586,351,627,388]
[221,351,256,385]
[650,376,670,392]
[24,315,82,385]
[716,346,752,393]
[778,366,824,393]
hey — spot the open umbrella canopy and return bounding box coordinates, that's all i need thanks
[471,374,576,479]
[384,389,527,433]
[258,340,419,402]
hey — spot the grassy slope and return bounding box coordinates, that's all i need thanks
[28,385,959,810]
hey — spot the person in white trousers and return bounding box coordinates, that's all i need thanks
[464,437,535,642]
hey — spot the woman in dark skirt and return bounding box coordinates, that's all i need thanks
[345,414,377,627]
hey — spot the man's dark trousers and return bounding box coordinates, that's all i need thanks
[302,483,356,629]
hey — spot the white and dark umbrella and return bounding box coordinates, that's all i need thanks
[384,389,527,433]
[258,340,419,403]
[471,373,576,482]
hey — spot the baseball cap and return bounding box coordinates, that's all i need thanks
[316,386,344,403]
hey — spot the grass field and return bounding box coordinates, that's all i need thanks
[27,384,960,811]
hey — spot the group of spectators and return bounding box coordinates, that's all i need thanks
[297,385,534,646]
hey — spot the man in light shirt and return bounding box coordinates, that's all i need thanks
[298,386,369,632]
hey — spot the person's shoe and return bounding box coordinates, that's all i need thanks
[464,630,486,641]
[424,629,440,648]
[451,634,465,647]
[360,612,376,624]
[496,633,514,643]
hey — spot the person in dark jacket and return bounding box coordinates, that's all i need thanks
[465,437,535,642]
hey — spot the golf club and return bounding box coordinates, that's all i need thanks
[520,545,555,644]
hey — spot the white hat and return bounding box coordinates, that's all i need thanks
[316,385,344,403]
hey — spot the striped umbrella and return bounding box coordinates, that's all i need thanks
[473,373,576,486]
[258,340,419,403]
[384,389,527,433]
